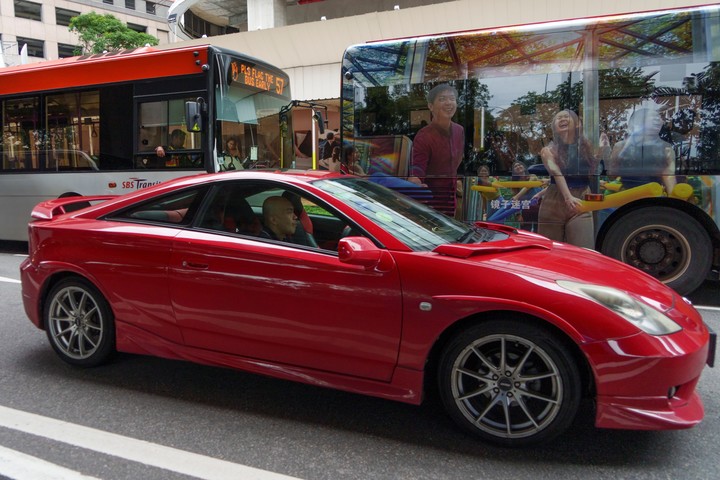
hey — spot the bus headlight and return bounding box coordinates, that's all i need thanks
[557,280,682,336]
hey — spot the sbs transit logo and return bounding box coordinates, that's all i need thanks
[121,178,163,189]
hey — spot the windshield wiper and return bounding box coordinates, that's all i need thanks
[457,225,496,244]
[456,227,477,244]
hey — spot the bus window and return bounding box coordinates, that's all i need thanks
[138,100,166,154]
[46,90,100,171]
[2,96,40,171]
[137,98,203,169]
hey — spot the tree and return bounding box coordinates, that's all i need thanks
[69,12,158,55]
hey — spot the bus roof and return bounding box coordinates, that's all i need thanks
[342,3,720,89]
[0,44,213,96]
[355,3,718,47]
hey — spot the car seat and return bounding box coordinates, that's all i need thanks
[224,196,262,236]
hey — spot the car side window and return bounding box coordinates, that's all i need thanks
[198,183,363,252]
[198,184,263,236]
[290,194,351,251]
[111,187,205,225]
[269,189,368,252]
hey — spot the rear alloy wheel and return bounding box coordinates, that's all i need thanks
[438,320,581,447]
[44,277,115,367]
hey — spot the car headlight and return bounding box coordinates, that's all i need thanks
[557,280,682,336]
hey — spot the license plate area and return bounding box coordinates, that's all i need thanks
[707,324,716,368]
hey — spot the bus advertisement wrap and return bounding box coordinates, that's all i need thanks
[339,4,720,295]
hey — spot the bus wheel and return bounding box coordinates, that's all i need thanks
[438,320,581,447]
[601,206,712,295]
[58,192,91,212]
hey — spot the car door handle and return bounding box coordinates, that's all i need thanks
[182,260,209,270]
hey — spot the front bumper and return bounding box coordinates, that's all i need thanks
[707,323,716,368]
[596,386,704,430]
[584,325,711,430]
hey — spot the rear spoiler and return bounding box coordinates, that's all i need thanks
[30,195,117,220]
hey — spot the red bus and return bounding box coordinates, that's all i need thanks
[1,44,293,241]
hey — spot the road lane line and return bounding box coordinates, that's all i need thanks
[0,445,100,480]
[0,406,302,480]
[0,276,20,284]
[697,306,720,312]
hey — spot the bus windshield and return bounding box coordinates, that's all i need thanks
[215,54,292,171]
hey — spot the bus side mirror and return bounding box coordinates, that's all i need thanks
[186,99,205,132]
[313,110,325,134]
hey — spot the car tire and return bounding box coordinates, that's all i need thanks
[438,319,581,447]
[600,207,712,296]
[44,277,115,367]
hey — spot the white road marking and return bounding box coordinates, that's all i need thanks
[0,406,302,480]
[697,306,720,313]
[0,276,20,284]
[0,445,101,480]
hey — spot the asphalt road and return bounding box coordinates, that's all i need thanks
[0,244,718,480]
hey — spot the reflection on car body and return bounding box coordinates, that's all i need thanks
[19,170,715,447]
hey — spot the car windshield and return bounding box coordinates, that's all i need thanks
[313,177,493,251]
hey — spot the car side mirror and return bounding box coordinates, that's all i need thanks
[338,237,394,272]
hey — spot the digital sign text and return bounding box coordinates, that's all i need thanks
[230,61,286,96]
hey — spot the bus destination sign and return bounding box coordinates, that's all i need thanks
[230,61,286,96]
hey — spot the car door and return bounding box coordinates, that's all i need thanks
[168,186,403,382]
[98,185,210,345]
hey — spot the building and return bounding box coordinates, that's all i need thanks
[0,0,174,66]
[165,0,451,38]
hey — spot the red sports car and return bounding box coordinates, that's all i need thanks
[20,170,715,447]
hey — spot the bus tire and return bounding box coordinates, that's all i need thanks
[58,192,91,212]
[600,206,711,295]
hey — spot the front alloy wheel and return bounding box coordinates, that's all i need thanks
[44,277,115,367]
[439,320,581,447]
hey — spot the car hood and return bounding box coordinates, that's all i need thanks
[432,226,677,311]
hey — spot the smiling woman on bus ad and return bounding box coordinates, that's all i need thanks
[408,84,465,218]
